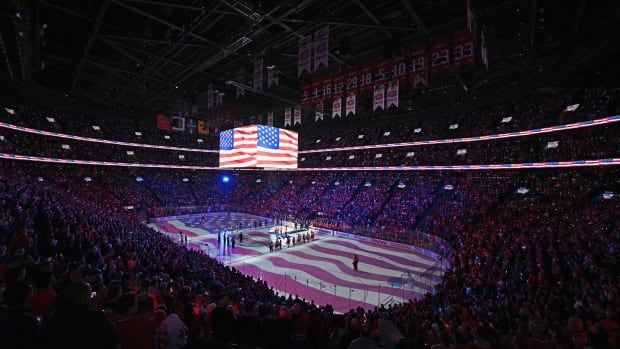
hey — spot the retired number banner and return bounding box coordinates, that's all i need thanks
[359,64,374,92]
[409,45,428,89]
[301,83,312,106]
[452,29,475,70]
[345,67,359,92]
[332,75,345,96]
[374,61,390,84]
[391,56,408,82]
[310,79,323,104]
[431,36,451,75]
[321,76,333,101]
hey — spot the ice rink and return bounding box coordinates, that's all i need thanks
[148,212,444,313]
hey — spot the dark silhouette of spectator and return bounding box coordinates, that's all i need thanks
[0,281,40,349]
[39,281,120,349]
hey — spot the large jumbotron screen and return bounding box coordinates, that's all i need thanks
[219,125,298,168]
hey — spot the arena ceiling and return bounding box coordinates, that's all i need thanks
[1,0,619,117]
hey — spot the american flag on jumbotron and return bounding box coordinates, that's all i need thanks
[219,125,298,168]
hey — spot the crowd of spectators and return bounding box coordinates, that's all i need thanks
[0,103,220,149]
[299,87,620,150]
[0,129,216,167]
[2,120,618,169]
[2,88,619,170]
[299,123,620,168]
[0,163,618,349]
[3,161,617,257]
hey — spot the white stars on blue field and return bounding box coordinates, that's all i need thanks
[258,125,279,149]
[220,129,234,150]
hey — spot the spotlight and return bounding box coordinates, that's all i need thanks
[222,176,230,183]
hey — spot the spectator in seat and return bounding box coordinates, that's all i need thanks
[39,281,120,349]
[209,297,236,345]
[431,330,454,349]
[527,319,553,349]
[0,281,40,349]
[155,303,188,349]
[29,272,57,318]
[235,301,261,347]
[115,293,164,349]
[348,324,378,349]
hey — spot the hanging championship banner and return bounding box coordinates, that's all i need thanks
[373,83,385,111]
[207,83,214,109]
[409,45,428,89]
[253,58,263,91]
[293,106,302,125]
[267,112,274,126]
[267,68,279,88]
[313,26,329,71]
[315,103,324,121]
[345,92,356,116]
[215,92,223,107]
[284,108,292,127]
[298,35,312,76]
[452,29,475,70]
[431,36,451,75]
[332,96,342,118]
[236,85,244,99]
[386,81,399,109]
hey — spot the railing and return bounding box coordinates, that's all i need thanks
[148,207,270,221]
[312,219,453,260]
[232,260,440,313]
[2,115,617,154]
